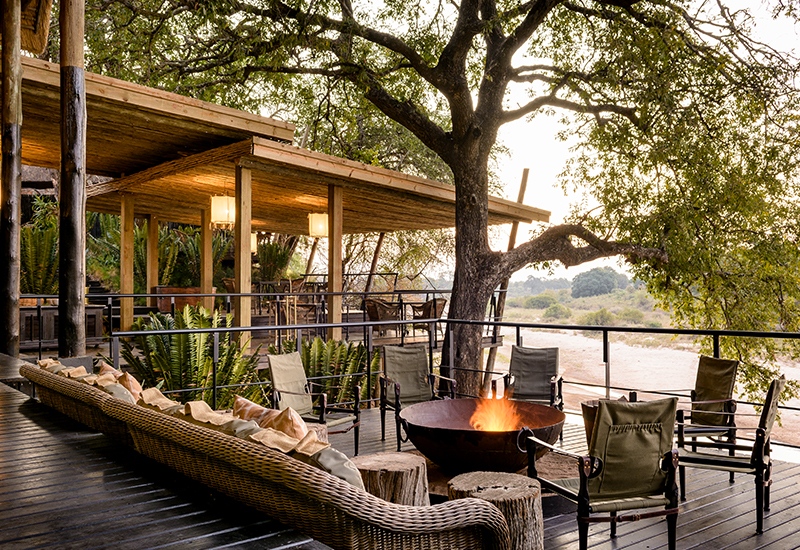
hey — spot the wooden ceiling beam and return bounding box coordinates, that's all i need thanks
[87,139,254,197]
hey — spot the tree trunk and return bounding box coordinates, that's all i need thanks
[364,232,385,294]
[446,150,503,397]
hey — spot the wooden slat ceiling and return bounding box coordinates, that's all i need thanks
[16,56,550,235]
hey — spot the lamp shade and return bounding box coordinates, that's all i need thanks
[251,232,258,254]
[210,196,236,229]
[308,213,328,237]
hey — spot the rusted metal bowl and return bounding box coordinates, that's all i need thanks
[399,398,565,473]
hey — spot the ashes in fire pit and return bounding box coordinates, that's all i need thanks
[399,398,565,473]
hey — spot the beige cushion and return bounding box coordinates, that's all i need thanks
[92,373,119,389]
[291,447,365,490]
[138,387,185,417]
[118,372,143,402]
[97,361,122,379]
[101,383,137,404]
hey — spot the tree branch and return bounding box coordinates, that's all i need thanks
[501,224,667,277]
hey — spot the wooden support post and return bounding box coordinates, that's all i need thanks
[146,214,159,308]
[58,0,87,357]
[327,185,343,341]
[484,169,529,391]
[120,195,134,333]
[449,472,543,550]
[234,164,251,335]
[200,207,213,311]
[0,0,22,356]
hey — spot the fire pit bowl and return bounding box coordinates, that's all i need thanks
[399,398,565,474]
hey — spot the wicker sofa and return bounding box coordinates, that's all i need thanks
[19,363,511,550]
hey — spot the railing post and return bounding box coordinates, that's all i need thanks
[112,336,120,370]
[603,329,610,399]
[296,329,302,353]
[713,334,721,358]
[37,297,43,360]
[212,332,219,410]
[107,296,114,337]
[516,326,522,347]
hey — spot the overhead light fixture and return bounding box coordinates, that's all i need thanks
[210,196,236,229]
[308,213,328,238]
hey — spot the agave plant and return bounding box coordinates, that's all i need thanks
[269,337,381,405]
[120,304,264,408]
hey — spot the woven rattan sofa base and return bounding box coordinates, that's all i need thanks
[20,363,512,550]
[21,364,133,445]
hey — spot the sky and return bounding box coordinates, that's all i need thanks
[493,1,799,283]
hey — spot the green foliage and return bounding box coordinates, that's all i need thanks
[268,337,381,405]
[169,228,232,288]
[524,294,557,309]
[572,268,618,298]
[255,242,294,282]
[543,303,571,320]
[618,307,645,325]
[120,305,263,408]
[20,224,59,295]
[578,308,616,326]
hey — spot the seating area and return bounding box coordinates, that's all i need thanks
[3,346,798,550]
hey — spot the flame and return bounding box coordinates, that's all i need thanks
[469,397,523,432]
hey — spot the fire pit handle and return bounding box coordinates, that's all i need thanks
[399,417,411,444]
[516,427,534,453]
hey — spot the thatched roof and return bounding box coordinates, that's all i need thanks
[14,56,550,235]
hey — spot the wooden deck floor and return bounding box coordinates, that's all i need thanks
[329,408,800,550]
[0,384,329,550]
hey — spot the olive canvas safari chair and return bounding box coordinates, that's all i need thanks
[502,345,563,409]
[684,355,739,446]
[267,352,361,455]
[527,397,680,550]
[379,345,455,451]
[678,376,786,534]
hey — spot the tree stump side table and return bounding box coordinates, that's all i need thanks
[350,451,429,506]
[448,471,543,550]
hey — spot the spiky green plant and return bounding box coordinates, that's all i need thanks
[120,304,263,408]
[20,224,59,295]
[256,241,293,282]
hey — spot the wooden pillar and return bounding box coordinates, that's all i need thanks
[327,184,343,341]
[200,207,213,311]
[234,164,251,332]
[146,214,159,308]
[58,0,87,357]
[120,195,134,332]
[0,0,22,356]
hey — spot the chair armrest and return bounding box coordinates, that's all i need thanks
[526,434,583,461]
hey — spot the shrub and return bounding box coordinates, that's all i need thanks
[578,308,616,326]
[506,297,526,308]
[524,294,557,309]
[543,303,571,320]
[646,320,663,328]
[618,307,645,325]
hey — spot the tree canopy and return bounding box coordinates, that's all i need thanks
[66,0,800,398]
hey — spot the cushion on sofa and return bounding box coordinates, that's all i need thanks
[138,387,185,417]
[98,361,122,379]
[184,401,262,438]
[101,383,137,404]
[291,447,365,490]
[118,372,143,402]
[233,395,308,439]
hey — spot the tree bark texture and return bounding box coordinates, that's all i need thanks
[1,0,23,356]
[58,0,87,358]
[448,471,544,550]
[350,451,429,506]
